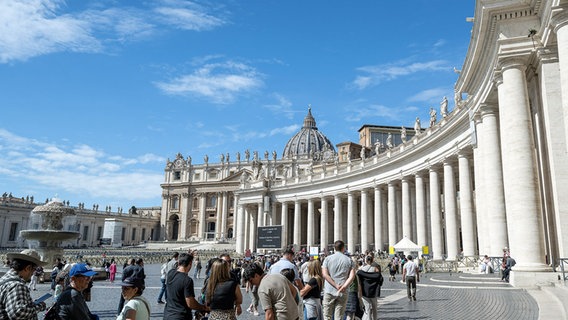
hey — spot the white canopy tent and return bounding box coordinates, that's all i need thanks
[392,236,422,253]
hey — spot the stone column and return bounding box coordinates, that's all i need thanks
[480,104,509,256]
[294,200,302,247]
[458,151,476,257]
[347,191,356,254]
[236,202,245,253]
[553,11,568,148]
[443,159,459,261]
[415,172,427,249]
[473,114,489,255]
[215,193,223,239]
[248,207,257,252]
[220,192,228,240]
[334,195,343,241]
[360,189,369,252]
[429,168,444,260]
[388,182,397,247]
[307,198,315,248]
[402,177,412,240]
[374,186,385,252]
[497,58,549,272]
[320,197,329,252]
[281,202,289,251]
[257,203,264,228]
[199,194,207,239]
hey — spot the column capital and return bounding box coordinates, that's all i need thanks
[497,56,529,73]
[479,104,499,118]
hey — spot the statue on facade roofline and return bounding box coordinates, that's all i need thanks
[429,107,437,127]
[236,151,241,162]
[414,117,421,133]
[220,153,225,163]
[204,154,208,164]
[272,150,277,161]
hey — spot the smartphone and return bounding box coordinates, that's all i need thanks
[34,293,52,305]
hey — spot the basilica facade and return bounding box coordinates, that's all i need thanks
[160,0,568,287]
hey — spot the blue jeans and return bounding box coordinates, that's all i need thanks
[157,278,167,301]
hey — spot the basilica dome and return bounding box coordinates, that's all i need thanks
[282,108,335,160]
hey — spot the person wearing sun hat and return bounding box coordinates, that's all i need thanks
[116,274,150,320]
[56,263,99,320]
[0,249,48,319]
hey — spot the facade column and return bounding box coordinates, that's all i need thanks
[320,197,329,252]
[387,182,397,247]
[415,172,427,249]
[248,207,257,252]
[480,104,509,256]
[307,198,315,248]
[199,194,207,239]
[429,168,444,260]
[281,202,289,251]
[334,195,343,241]
[401,177,412,240]
[257,203,264,228]
[373,186,385,252]
[347,191,356,254]
[236,201,245,253]
[458,151,477,257]
[294,200,302,247]
[443,159,459,261]
[220,192,228,240]
[497,58,549,272]
[360,189,369,252]
[215,193,223,239]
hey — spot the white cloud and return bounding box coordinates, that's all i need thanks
[345,104,400,122]
[270,125,299,136]
[350,60,449,90]
[0,129,164,202]
[0,0,227,63]
[407,87,449,103]
[155,60,264,104]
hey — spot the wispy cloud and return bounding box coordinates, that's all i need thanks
[0,129,165,202]
[262,94,300,119]
[344,104,400,122]
[407,87,449,104]
[0,0,227,63]
[154,60,264,104]
[350,60,449,90]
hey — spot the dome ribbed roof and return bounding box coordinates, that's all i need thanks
[282,108,335,160]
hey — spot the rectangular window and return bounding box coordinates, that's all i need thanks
[131,228,137,241]
[8,223,18,241]
[121,228,126,241]
[209,172,217,179]
[97,226,103,240]
[173,171,181,180]
[141,229,146,241]
[82,226,89,241]
[194,173,200,180]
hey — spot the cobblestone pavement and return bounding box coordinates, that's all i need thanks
[31,264,539,320]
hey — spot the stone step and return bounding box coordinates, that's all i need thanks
[529,283,568,320]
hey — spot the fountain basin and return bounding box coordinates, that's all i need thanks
[20,230,80,242]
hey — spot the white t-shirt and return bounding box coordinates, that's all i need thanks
[404,261,418,277]
[117,296,150,320]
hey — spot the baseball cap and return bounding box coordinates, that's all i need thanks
[69,263,97,277]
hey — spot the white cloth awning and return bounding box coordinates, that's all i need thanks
[392,236,421,251]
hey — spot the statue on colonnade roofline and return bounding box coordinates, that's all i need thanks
[245,149,250,162]
[187,155,191,166]
[204,154,209,165]
[401,126,407,142]
[386,133,393,149]
[236,151,241,163]
[264,150,269,160]
[272,150,277,162]
[440,96,448,117]
[226,153,230,163]
[429,107,437,127]
[414,117,421,133]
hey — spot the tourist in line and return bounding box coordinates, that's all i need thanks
[0,249,48,319]
[322,240,355,320]
[269,248,304,290]
[344,257,361,320]
[402,255,419,301]
[109,259,117,282]
[164,253,209,319]
[357,255,383,320]
[243,263,299,320]
[117,274,150,320]
[205,259,243,320]
[280,268,303,317]
[157,258,168,304]
[300,260,324,320]
[194,258,203,279]
[245,276,260,316]
[57,263,99,319]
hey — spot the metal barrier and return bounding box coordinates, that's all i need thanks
[559,258,568,281]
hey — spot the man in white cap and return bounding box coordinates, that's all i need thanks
[0,249,48,319]
[57,263,99,320]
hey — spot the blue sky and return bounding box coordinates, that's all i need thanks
[0,0,474,209]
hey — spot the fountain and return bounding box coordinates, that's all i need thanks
[20,198,80,270]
